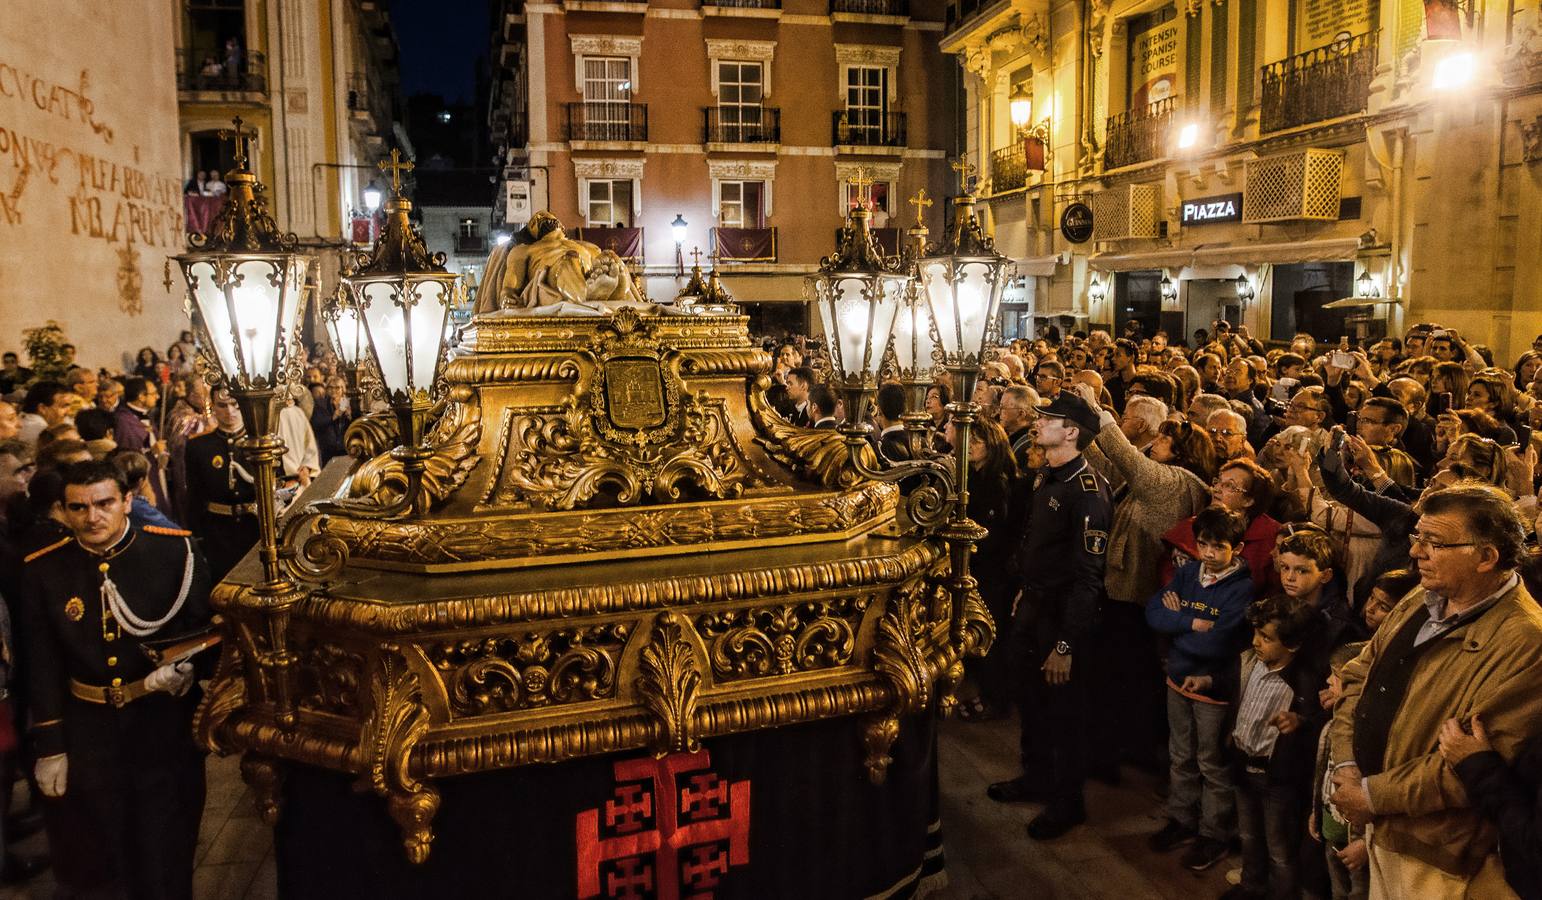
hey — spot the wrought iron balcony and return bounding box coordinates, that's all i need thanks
[704,107,781,144]
[1104,96,1177,170]
[703,0,781,8]
[178,49,268,94]
[991,144,1028,193]
[832,111,907,149]
[564,102,649,143]
[1260,32,1378,134]
[831,0,909,14]
[455,234,487,253]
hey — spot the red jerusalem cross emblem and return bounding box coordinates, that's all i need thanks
[576,750,751,899]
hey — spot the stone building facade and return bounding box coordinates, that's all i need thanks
[945,0,1542,361]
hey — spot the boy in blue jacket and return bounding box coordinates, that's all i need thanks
[1146,505,1256,872]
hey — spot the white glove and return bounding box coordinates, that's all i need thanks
[35,754,67,798]
[145,661,195,697]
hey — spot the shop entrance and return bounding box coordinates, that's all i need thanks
[1183,280,1243,346]
[1270,262,1356,344]
[1114,270,1163,341]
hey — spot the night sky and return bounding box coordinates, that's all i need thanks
[389,0,489,103]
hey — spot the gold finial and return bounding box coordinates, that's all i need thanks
[848,167,873,209]
[218,116,254,171]
[949,156,977,195]
[689,246,703,266]
[907,188,933,227]
[378,148,415,197]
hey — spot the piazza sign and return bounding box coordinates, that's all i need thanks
[1180,192,1244,226]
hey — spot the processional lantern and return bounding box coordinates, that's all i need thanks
[807,169,911,427]
[340,148,463,510]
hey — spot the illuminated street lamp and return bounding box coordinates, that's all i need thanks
[171,116,314,727]
[362,181,383,213]
[1234,273,1255,304]
[1432,51,1478,91]
[1009,84,1032,129]
[1356,269,1381,299]
[1088,275,1107,303]
[342,149,463,516]
[1159,273,1178,303]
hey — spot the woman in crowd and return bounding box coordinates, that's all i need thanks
[946,417,1018,721]
[132,347,162,381]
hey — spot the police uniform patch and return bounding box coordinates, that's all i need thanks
[1048,497,1061,510]
[64,597,84,621]
[1079,473,1099,492]
[211,454,224,469]
[1084,530,1108,554]
[1033,472,1045,491]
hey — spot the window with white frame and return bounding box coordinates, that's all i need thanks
[586,179,633,227]
[844,181,891,216]
[716,61,765,142]
[717,181,764,228]
[844,66,888,140]
[459,218,480,238]
[582,56,633,137]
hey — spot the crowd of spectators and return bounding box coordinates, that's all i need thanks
[0,329,364,886]
[765,321,1542,899]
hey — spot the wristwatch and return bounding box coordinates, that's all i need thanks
[1054,640,1072,656]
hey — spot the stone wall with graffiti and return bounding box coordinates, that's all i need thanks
[0,3,185,371]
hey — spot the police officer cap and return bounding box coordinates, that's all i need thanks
[1038,392,1101,436]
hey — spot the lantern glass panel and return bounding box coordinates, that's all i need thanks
[818,275,902,381]
[326,301,367,367]
[891,288,939,378]
[187,260,241,380]
[406,278,452,392]
[357,280,410,396]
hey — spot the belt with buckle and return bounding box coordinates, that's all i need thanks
[207,501,255,517]
[69,676,154,708]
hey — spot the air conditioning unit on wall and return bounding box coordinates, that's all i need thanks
[1243,149,1344,224]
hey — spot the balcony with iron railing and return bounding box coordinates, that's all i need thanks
[704,107,781,145]
[832,111,907,149]
[1260,31,1378,134]
[564,102,649,144]
[831,0,909,15]
[455,234,488,254]
[178,49,268,94]
[1104,96,1177,170]
[991,144,1028,193]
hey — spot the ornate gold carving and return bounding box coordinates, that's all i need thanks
[294,637,366,716]
[481,312,752,510]
[193,634,248,754]
[695,596,869,681]
[863,587,934,783]
[239,753,286,826]
[637,612,703,755]
[861,713,901,784]
[426,624,632,715]
[749,378,877,489]
[326,481,894,569]
[350,386,482,510]
[345,411,399,461]
[360,647,439,863]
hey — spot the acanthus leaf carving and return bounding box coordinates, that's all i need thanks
[359,646,440,864]
[637,611,703,755]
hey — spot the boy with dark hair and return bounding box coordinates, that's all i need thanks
[1221,596,1323,900]
[1146,506,1256,870]
[1274,528,1359,682]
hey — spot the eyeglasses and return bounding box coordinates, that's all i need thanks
[1210,479,1247,494]
[1408,532,1477,551]
[1208,427,1240,438]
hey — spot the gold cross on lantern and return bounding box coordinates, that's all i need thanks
[689,247,703,266]
[949,156,977,194]
[849,167,873,208]
[218,116,254,170]
[378,148,415,196]
[907,188,933,227]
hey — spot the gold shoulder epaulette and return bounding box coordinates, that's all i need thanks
[23,537,72,563]
[143,525,193,537]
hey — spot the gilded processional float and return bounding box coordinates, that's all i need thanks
[174,128,1011,898]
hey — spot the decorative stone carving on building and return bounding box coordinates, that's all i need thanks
[833,44,902,68]
[570,35,644,93]
[1523,117,1542,164]
[573,158,647,181]
[706,160,777,181]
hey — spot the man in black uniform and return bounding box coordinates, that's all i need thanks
[19,459,212,899]
[987,393,1113,841]
[184,387,259,579]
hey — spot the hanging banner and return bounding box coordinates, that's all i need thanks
[1129,18,1180,109]
[1295,0,1378,51]
[1424,0,1462,40]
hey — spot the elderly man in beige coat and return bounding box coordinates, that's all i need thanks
[1329,483,1542,899]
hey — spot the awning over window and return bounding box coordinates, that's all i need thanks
[1189,237,1361,266]
[1087,248,1196,272]
[1090,237,1362,273]
[1015,255,1062,277]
